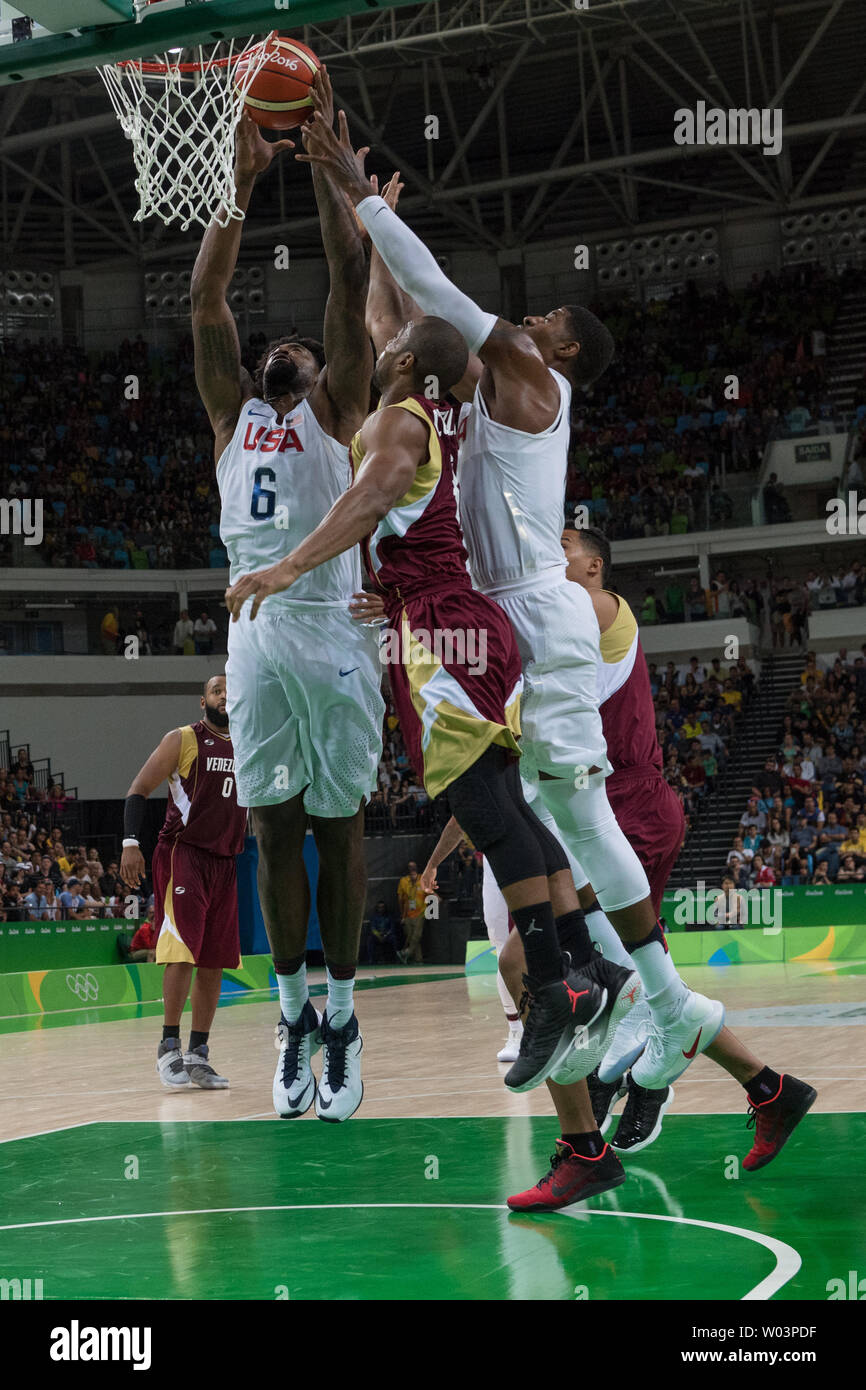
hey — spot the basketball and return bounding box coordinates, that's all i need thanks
[236,32,320,130]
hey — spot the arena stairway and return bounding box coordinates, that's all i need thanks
[0,729,77,808]
[826,283,866,417]
[666,650,805,893]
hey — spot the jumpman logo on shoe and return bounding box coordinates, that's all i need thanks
[565,985,590,1014]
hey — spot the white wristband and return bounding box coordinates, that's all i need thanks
[122,838,140,849]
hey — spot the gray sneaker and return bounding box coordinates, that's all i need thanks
[183,1043,229,1089]
[156,1037,190,1089]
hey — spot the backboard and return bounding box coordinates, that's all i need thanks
[0,0,420,87]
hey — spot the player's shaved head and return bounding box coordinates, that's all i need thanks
[375,316,469,398]
[404,317,469,395]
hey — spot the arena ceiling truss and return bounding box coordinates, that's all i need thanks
[1,0,866,268]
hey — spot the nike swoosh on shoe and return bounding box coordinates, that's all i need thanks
[682,1027,702,1059]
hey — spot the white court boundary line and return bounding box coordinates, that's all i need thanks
[0,1201,800,1301]
[3,1109,861,1135]
[0,1119,97,1145]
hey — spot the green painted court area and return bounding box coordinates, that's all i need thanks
[3,1114,862,1301]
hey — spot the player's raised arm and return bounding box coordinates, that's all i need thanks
[119,729,183,888]
[363,172,413,350]
[299,110,518,407]
[301,71,373,442]
[191,115,293,458]
[363,173,483,404]
[224,407,425,619]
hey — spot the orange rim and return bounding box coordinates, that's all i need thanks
[114,30,283,74]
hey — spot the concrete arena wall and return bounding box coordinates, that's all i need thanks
[2,656,219,799]
[3,693,213,800]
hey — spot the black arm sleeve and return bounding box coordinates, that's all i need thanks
[123,794,147,840]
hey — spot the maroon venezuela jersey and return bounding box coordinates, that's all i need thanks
[351,394,523,797]
[596,595,663,775]
[353,394,472,598]
[157,721,247,857]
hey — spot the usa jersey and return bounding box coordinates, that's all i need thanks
[217,395,361,605]
[158,721,248,858]
[596,595,663,774]
[353,395,471,595]
[456,369,572,593]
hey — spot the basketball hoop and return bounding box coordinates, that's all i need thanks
[98,35,274,232]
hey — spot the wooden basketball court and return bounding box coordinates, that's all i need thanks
[3,957,864,1300]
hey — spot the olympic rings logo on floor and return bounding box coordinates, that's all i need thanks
[65,972,99,1002]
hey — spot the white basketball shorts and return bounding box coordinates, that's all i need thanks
[226,600,385,817]
[486,575,610,782]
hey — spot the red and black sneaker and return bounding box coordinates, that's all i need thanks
[743,1073,817,1172]
[506,1139,626,1212]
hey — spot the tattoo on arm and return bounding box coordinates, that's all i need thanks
[196,322,241,380]
[194,318,245,429]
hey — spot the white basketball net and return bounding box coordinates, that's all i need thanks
[98,37,272,231]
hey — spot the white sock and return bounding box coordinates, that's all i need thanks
[276,962,308,1025]
[497,969,517,1016]
[627,927,687,1014]
[326,969,355,1029]
[585,905,633,968]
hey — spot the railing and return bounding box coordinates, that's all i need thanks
[0,730,10,773]
[671,673,764,883]
[766,414,851,441]
[31,757,53,792]
[363,792,449,838]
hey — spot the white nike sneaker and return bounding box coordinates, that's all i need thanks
[156,1037,190,1089]
[316,1012,363,1122]
[183,1043,229,1089]
[631,990,725,1089]
[497,1022,523,1063]
[273,1000,322,1118]
[598,996,652,1084]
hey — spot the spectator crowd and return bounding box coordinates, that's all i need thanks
[1,823,137,923]
[724,649,866,889]
[2,264,858,570]
[0,333,227,570]
[633,563,865,639]
[565,263,855,540]
[650,652,756,831]
[0,745,134,923]
[364,698,436,836]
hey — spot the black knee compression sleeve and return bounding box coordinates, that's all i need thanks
[505,758,571,879]
[447,745,568,890]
